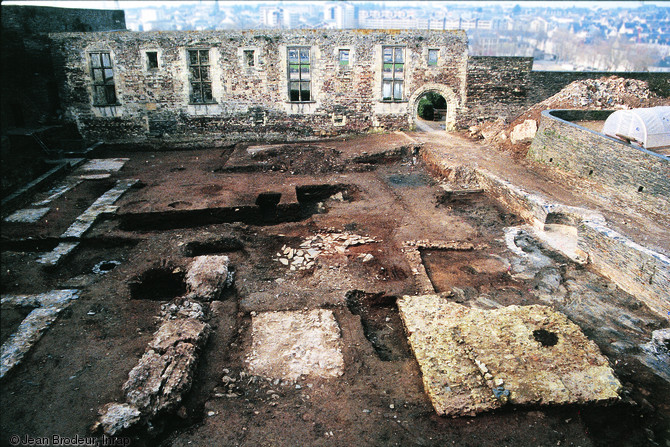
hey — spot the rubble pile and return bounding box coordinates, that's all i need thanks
[514,76,661,126]
[472,76,664,157]
[274,232,378,270]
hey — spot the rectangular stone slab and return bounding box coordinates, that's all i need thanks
[247,309,344,382]
[397,295,621,417]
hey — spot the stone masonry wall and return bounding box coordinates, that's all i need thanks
[579,218,670,319]
[463,58,669,127]
[528,110,670,221]
[462,56,534,125]
[1,5,126,132]
[50,29,468,142]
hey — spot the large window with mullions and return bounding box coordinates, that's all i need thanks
[382,46,404,101]
[89,52,117,106]
[287,46,311,102]
[188,49,214,104]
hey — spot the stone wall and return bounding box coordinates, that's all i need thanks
[462,58,669,126]
[463,56,534,124]
[1,6,126,132]
[422,146,669,319]
[579,218,670,319]
[50,29,468,142]
[528,110,670,221]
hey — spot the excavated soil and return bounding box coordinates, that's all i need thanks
[1,133,668,447]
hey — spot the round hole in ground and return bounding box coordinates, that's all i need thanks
[129,266,186,300]
[638,186,645,192]
[549,158,553,162]
[533,329,559,347]
[92,260,121,274]
[588,169,594,175]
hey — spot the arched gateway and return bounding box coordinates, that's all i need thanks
[409,84,460,131]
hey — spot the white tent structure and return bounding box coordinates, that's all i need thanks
[602,106,670,150]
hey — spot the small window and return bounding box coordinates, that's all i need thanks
[382,46,404,101]
[188,49,214,104]
[146,51,158,70]
[428,49,439,66]
[288,46,311,102]
[244,50,255,67]
[339,49,350,66]
[89,51,117,106]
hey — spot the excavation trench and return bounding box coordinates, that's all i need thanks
[345,290,412,362]
[117,184,355,231]
[3,134,670,446]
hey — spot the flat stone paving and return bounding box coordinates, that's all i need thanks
[4,207,50,223]
[247,309,344,382]
[0,289,79,379]
[80,158,129,172]
[397,295,621,416]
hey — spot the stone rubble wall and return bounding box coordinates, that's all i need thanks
[528,110,670,221]
[579,219,670,319]
[94,255,234,436]
[461,56,669,127]
[49,29,468,142]
[462,56,534,125]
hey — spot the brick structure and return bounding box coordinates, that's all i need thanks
[50,29,468,142]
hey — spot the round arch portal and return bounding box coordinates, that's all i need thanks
[409,84,459,131]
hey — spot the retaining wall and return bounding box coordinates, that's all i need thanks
[421,145,669,319]
[528,109,670,221]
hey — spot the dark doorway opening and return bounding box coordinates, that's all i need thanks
[416,92,447,132]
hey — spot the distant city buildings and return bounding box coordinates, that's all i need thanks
[260,6,283,28]
[121,2,669,71]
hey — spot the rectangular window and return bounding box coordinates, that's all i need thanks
[188,49,213,104]
[339,49,350,66]
[288,46,311,102]
[243,50,255,67]
[89,52,117,106]
[146,51,158,70]
[428,49,439,66]
[382,46,404,101]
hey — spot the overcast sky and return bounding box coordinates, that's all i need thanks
[3,0,668,9]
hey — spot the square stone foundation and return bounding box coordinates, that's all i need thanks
[397,295,621,416]
[247,309,344,382]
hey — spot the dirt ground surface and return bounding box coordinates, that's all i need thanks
[1,131,669,447]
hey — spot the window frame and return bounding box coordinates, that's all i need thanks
[187,48,215,105]
[287,46,312,103]
[146,51,159,70]
[338,49,350,67]
[428,48,439,66]
[243,49,255,67]
[381,46,405,102]
[89,51,118,107]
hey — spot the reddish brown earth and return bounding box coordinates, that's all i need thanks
[1,132,668,447]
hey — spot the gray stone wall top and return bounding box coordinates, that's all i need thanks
[2,5,126,33]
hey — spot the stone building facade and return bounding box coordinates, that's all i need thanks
[1,5,126,132]
[50,29,468,142]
